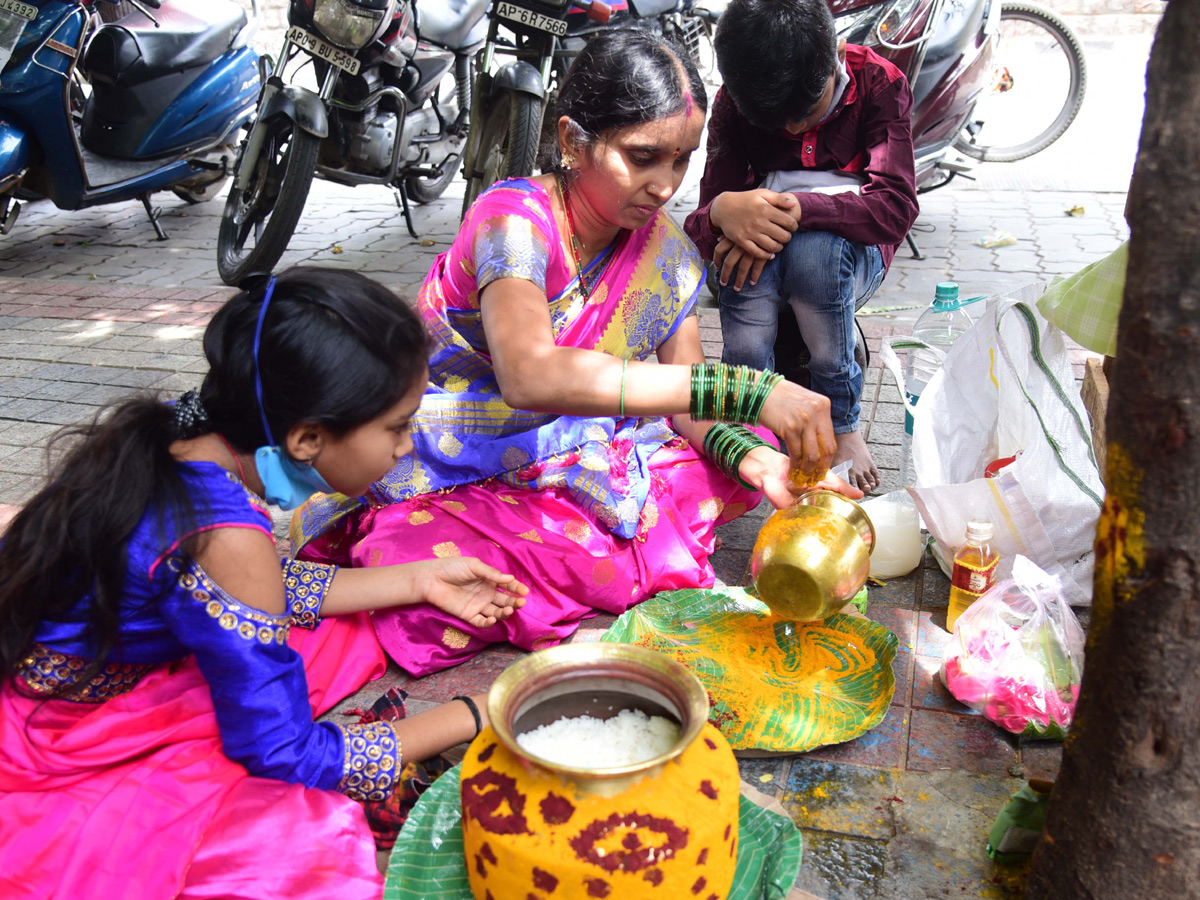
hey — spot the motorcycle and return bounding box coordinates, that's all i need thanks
[832,0,1086,197]
[458,0,718,214]
[0,0,261,240]
[216,0,490,286]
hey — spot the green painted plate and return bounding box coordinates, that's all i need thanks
[600,587,897,752]
[384,765,803,900]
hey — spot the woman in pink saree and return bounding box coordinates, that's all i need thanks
[294,32,857,677]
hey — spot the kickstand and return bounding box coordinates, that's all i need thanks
[904,230,924,260]
[139,193,168,241]
[392,185,419,240]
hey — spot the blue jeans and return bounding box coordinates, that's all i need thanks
[718,231,885,433]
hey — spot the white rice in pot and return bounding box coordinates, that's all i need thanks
[516,707,681,767]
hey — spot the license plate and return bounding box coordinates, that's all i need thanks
[286,25,361,76]
[0,1,35,80]
[495,2,567,36]
[0,1,36,21]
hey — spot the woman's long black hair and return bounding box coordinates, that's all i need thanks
[0,267,428,697]
[542,29,708,173]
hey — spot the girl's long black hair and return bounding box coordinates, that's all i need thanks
[0,267,428,697]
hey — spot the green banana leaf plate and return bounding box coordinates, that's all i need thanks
[600,587,897,752]
[384,765,803,900]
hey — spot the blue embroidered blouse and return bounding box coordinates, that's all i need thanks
[22,461,400,802]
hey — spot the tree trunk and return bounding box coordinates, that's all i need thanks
[1025,2,1200,897]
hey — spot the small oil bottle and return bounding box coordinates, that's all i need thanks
[946,519,998,632]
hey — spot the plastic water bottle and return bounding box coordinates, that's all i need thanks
[901,282,974,486]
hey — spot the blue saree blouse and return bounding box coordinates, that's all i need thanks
[21,461,399,802]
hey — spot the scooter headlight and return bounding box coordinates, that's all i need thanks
[313,0,393,50]
[838,0,924,49]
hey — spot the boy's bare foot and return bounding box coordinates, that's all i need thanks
[832,429,880,494]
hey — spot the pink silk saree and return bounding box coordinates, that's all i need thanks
[294,179,767,676]
[0,615,388,900]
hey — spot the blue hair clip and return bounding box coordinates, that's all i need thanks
[252,276,278,446]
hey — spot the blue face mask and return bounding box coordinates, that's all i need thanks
[254,446,335,511]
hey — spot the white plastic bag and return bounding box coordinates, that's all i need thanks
[940,556,1085,739]
[879,286,1104,605]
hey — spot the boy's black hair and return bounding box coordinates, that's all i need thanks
[0,267,428,698]
[544,29,707,173]
[715,0,839,132]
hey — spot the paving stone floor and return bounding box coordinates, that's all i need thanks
[0,32,1148,898]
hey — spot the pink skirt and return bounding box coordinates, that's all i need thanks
[301,441,762,677]
[0,615,389,900]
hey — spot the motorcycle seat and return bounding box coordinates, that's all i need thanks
[417,0,490,50]
[84,0,246,87]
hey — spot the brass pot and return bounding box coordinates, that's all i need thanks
[751,504,871,621]
[462,644,741,900]
[795,489,876,555]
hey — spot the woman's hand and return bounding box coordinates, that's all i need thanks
[416,558,529,628]
[756,379,836,484]
[814,472,865,500]
[738,447,866,509]
[737,445,803,509]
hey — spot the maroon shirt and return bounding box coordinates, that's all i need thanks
[684,44,919,272]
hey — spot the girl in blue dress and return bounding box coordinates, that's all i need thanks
[0,268,527,900]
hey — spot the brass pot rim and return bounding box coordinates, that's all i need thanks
[486,643,710,780]
[795,489,876,556]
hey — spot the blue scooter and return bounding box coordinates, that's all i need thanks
[0,0,261,240]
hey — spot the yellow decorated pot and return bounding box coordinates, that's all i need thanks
[461,643,740,900]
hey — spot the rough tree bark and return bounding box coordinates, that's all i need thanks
[1025,2,1200,897]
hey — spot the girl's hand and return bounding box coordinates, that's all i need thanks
[417,558,529,628]
[756,379,836,484]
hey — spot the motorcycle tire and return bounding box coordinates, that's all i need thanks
[405,155,461,205]
[461,90,543,218]
[217,119,320,286]
[953,1,1087,163]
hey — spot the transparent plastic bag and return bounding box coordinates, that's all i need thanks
[939,556,1085,739]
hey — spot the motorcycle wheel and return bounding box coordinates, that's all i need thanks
[461,90,543,217]
[216,119,320,286]
[406,155,460,205]
[953,1,1087,163]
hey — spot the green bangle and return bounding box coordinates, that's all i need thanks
[619,358,629,418]
[744,370,783,425]
[703,423,770,490]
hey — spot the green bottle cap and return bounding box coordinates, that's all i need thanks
[932,282,960,311]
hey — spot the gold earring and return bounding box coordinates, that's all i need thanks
[562,152,576,168]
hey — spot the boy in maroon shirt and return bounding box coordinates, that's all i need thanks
[684,0,919,491]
